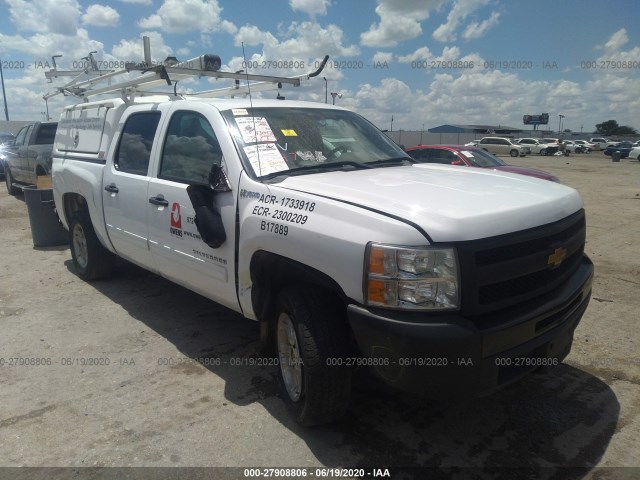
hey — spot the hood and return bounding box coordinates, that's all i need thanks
[491,165,558,181]
[279,164,582,242]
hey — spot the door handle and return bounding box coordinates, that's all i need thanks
[149,196,169,207]
[104,183,119,193]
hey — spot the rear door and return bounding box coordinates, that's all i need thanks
[11,125,32,182]
[102,108,162,270]
[27,123,57,182]
[147,105,238,310]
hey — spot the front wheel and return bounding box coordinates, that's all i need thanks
[5,168,19,195]
[275,287,352,426]
[69,213,114,280]
[510,149,519,157]
[539,148,547,156]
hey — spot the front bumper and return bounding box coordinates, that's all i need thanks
[348,255,593,398]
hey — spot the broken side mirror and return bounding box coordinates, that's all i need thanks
[209,163,231,193]
[187,183,226,249]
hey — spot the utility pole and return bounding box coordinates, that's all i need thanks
[0,58,9,121]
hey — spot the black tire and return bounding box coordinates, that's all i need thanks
[539,148,547,156]
[5,168,19,195]
[510,149,519,157]
[69,212,114,280]
[275,287,352,426]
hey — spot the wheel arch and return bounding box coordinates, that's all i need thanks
[249,250,350,350]
[61,192,90,227]
[35,164,48,177]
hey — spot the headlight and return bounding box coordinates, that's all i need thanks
[365,243,460,310]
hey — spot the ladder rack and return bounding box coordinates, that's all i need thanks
[43,37,329,102]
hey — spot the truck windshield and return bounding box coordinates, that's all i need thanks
[222,107,409,179]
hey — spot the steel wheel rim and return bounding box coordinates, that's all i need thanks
[72,224,89,269]
[277,312,303,402]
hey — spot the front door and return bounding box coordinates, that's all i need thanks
[147,108,238,310]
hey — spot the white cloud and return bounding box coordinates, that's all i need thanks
[361,0,446,47]
[398,45,459,63]
[118,0,152,4]
[355,78,415,114]
[235,25,278,47]
[0,29,104,65]
[597,28,628,52]
[138,0,226,34]
[221,20,238,35]
[398,46,432,63]
[289,0,331,16]
[235,22,359,60]
[462,10,500,40]
[373,52,394,63]
[6,0,81,35]
[433,0,492,42]
[177,47,191,58]
[278,22,360,58]
[82,5,120,27]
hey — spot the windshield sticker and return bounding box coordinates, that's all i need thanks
[236,117,277,143]
[460,150,475,158]
[281,129,297,137]
[232,108,248,116]
[244,143,289,176]
[295,150,327,163]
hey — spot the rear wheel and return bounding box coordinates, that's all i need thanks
[275,287,352,426]
[69,213,114,280]
[5,168,19,195]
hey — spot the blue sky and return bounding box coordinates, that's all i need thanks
[0,0,638,133]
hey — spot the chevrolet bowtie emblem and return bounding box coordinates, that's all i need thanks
[547,247,567,268]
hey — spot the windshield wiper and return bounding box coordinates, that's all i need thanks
[365,156,415,167]
[261,160,372,181]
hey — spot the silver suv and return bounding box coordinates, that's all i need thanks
[478,137,527,157]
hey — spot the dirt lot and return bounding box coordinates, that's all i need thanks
[0,151,639,480]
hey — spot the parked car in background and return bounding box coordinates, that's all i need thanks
[0,131,15,145]
[513,138,558,155]
[4,121,57,194]
[477,137,527,157]
[0,131,15,178]
[603,141,635,158]
[573,140,595,152]
[562,140,587,153]
[589,137,618,150]
[628,146,640,160]
[406,145,559,181]
[464,140,479,146]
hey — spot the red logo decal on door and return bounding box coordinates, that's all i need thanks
[170,202,182,229]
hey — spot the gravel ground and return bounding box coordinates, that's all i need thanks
[0,151,638,480]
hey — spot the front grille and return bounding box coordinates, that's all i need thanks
[456,210,586,315]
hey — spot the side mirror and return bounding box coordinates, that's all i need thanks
[451,160,463,166]
[209,163,231,192]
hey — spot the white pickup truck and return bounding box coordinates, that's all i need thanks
[52,96,593,426]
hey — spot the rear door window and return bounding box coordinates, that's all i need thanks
[114,112,161,175]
